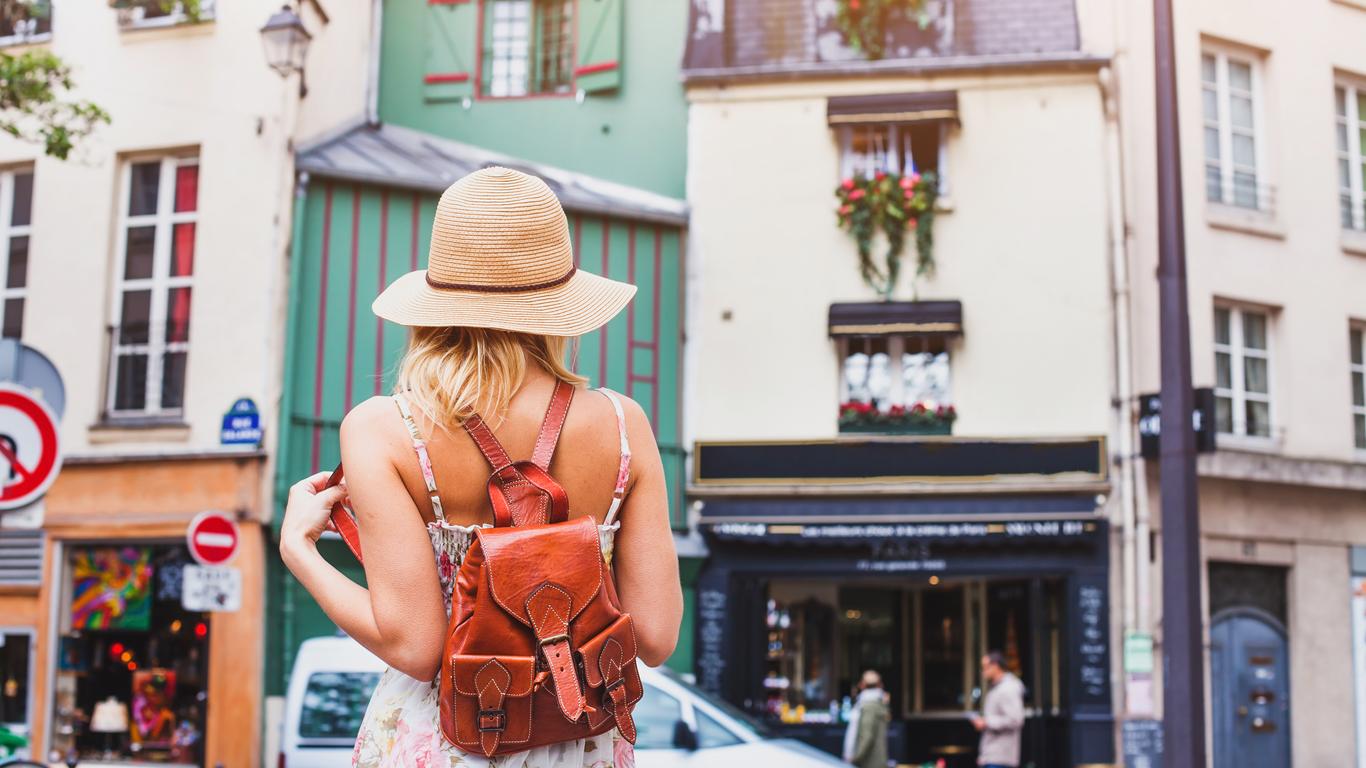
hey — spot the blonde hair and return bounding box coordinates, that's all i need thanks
[394,326,587,427]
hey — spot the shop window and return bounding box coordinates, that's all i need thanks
[761,578,1065,724]
[50,545,209,765]
[107,155,198,421]
[483,0,574,97]
[1213,304,1273,439]
[1,630,33,758]
[1351,326,1364,450]
[0,1,51,47]
[0,168,33,340]
[838,122,947,194]
[1337,83,1366,232]
[1202,46,1269,211]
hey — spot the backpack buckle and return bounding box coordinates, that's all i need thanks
[602,678,627,712]
[538,632,570,647]
[477,709,506,733]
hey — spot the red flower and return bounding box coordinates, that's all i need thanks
[841,178,856,191]
[874,171,887,181]
[910,172,922,185]
[849,0,860,9]
[899,175,914,190]
[848,188,865,201]
[838,204,852,216]
[911,403,928,415]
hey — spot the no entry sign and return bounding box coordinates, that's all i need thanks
[187,510,240,566]
[0,383,62,511]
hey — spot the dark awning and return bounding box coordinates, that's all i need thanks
[828,300,962,337]
[827,91,959,126]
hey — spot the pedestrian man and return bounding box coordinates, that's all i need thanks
[972,651,1025,768]
[843,669,889,768]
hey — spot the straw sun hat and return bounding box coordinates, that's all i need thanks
[372,166,636,336]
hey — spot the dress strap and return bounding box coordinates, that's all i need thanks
[596,388,632,527]
[393,392,446,522]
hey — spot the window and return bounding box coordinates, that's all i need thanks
[839,335,954,433]
[0,1,51,46]
[107,156,198,419]
[1,631,33,745]
[632,684,683,750]
[1202,49,1264,210]
[299,672,381,741]
[0,169,33,339]
[484,0,574,98]
[1352,327,1364,450]
[695,708,742,749]
[115,0,215,30]
[1214,305,1272,438]
[838,122,946,192]
[1337,83,1366,232]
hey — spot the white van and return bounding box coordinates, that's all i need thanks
[280,636,385,768]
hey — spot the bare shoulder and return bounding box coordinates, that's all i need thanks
[597,388,659,456]
[339,396,408,461]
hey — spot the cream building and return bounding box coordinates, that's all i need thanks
[681,0,1126,764]
[0,2,368,766]
[1103,0,1366,765]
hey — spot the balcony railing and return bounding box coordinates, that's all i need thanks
[1342,192,1366,232]
[1205,167,1277,218]
[0,0,52,45]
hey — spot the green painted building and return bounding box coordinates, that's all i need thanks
[265,0,693,699]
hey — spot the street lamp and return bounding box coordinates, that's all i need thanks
[260,5,311,97]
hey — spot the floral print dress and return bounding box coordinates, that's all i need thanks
[351,389,635,768]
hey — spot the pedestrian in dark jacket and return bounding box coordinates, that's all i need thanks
[843,670,889,768]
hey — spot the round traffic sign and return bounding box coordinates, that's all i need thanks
[187,511,240,566]
[0,383,63,511]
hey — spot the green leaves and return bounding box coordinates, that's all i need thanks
[0,49,111,159]
[834,0,929,60]
[835,170,938,299]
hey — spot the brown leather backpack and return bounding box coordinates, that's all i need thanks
[327,381,642,756]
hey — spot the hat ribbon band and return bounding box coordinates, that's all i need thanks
[425,265,577,293]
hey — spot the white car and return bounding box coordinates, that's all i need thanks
[281,637,842,767]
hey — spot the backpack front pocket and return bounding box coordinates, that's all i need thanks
[449,655,536,754]
[576,614,643,735]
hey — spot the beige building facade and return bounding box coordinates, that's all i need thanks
[1100,0,1366,765]
[0,3,368,766]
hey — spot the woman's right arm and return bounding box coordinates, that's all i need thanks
[610,395,684,666]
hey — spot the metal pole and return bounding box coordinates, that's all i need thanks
[1152,0,1207,763]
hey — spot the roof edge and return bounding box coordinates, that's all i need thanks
[682,52,1112,86]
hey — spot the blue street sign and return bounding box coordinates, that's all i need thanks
[221,397,263,446]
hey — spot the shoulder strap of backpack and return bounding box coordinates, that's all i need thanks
[463,381,576,527]
[531,379,575,470]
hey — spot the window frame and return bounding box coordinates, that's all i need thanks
[0,167,33,340]
[1337,80,1366,232]
[115,0,216,31]
[1201,45,1268,212]
[1213,304,1275,441]
[1351,325,1365,452]
[479,0,577,100]
[0,2,52,48]
[105,154,198,420]
[837,122,951,196]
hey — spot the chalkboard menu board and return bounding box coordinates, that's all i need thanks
[696,588,728,693]
[1122,719,1163,768]
[1074,577,1110,706]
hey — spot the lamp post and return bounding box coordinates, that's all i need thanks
[260,5,312,98]
[1152,0,1207,763]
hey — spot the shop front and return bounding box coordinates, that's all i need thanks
[4,452,267,768]
[691,438,1116,767]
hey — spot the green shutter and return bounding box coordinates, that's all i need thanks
[574,0,621,94]
[425,1,476,102]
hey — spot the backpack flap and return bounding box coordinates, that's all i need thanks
[577,613,643,742]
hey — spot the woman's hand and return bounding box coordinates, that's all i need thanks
[280,471,347,563]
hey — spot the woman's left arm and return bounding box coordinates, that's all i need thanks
[279,399,449,680]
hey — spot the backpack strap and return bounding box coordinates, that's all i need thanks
[462,382,577,528]
[531,379,575,470]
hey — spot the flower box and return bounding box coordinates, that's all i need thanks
[839,421,952,436]
[837,401,956,435]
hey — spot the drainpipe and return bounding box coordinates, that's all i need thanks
[1099,66,1141,653]
[365,0,382,125]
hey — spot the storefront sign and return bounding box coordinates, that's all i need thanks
[707,519,1099,543]
[695,588,728,694]
[1124,632,1154,673]
[220,397,262,446]
[187,511,239,566]
[1122,719,1163,768]
[1075,580,1110,704]
[1137,388,1216,459]
[0,383,63,511]
[181,565,242,612]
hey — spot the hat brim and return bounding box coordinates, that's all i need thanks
[372,268,637,336]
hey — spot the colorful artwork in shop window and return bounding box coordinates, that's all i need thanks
[130,668,176,748]
[70,547,153,630]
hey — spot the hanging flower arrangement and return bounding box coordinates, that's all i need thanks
[838,401,956,434]
[835,0,933,60]
[835,170,937,299]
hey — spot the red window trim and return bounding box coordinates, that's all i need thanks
[424,72,471,84]
[573,60,617,77]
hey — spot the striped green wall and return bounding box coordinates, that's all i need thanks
[267,178,686,692]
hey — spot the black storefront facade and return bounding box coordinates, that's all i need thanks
[690,437,1115,767]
